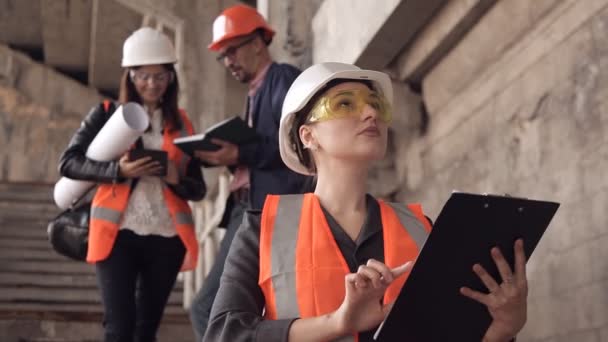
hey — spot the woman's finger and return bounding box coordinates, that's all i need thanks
[514,239,527,283]
[132,156,153,167]
[357,265,383,289]
[132,162,161,177]
[391,261,413,279]
[346,272,369,290]
[460,286,490,306]
[491,247,514,285]
[473,263,501,293]
[147,165,166,176]
[366,259,394,283]
[345,273,358,291]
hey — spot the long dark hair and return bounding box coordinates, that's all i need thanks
[118,63,182,131]
[288,79,373,174]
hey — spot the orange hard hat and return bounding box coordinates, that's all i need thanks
[208,4,275,51]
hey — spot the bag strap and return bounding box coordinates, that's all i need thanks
[69,185,96,210]
[68,100,115,210]
[102,99,111,113]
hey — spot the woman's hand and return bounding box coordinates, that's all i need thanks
[460,239,528,342]
[118,153,164,178]
[332,259,413,335]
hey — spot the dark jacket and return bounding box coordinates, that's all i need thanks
[59,101,205,201]
[237,62,313,210]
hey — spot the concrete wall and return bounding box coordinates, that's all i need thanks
[398,0,608,340]
[0,44,102,183]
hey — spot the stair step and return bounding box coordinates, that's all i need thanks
[0,260,95,275]
[0,202,59,220]
[0,238,52,250]
[0,319,193,342]
[0,271,183,290]
[0,182,55,203]
[14,338,100,342]
[0,286,182,306]
[0,226,48,239]
[0,272,97,288]
[0,316,191,342]
[0,248,66,261]
[0,302,187,319]
[0,217,54,229]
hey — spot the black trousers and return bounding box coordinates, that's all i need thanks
[189,201,246,341]
[96,229,185,342]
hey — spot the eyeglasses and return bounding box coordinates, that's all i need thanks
[215,37,256,62]
[129,70,173,84]
[307,88,392,124]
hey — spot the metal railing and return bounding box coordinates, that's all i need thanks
[182,168,231,308]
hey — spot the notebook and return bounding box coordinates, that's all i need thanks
[173,116,258,156]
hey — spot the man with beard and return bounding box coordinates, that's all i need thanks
[190,4,311,341]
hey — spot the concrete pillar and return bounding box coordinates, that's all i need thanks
[390,0,498,83]
[0,0,43,51]
[40,0,92,75]
[312,0,445,71]
[88,0,142,95]
[264,0,324,69]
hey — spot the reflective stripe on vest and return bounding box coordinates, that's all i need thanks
[268,194,303,319]
[175,211,194,225]
[90,207,122,223]
[259,193,430,341]
[383,202,428,248]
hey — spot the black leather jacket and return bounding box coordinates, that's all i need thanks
[59,102,206,201]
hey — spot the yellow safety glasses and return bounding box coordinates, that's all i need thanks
[307,88,392,124]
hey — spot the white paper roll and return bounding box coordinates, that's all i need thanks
[53,102,149,209]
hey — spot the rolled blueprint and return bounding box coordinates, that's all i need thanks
[53,102,149,209]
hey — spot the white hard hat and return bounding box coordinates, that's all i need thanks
[122,27,177,67]
[279,62,393,175]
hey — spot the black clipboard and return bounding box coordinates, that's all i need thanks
[374,192,559,342]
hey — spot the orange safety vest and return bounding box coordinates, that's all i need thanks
[87,104,198,271]
[259,193,432,341]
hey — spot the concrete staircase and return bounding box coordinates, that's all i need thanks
[0,182,194,342]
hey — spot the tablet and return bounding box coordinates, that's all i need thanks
[374,192,559,342]
[128,149,168,177]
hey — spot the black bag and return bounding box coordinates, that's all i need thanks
[47,201,91,261]
[47,101,115,261]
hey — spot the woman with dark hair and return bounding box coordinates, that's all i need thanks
[59,27,205,342]
[203,63,527,342]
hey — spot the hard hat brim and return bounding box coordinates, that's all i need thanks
[121,56,178,68]
[208,27,275,51]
